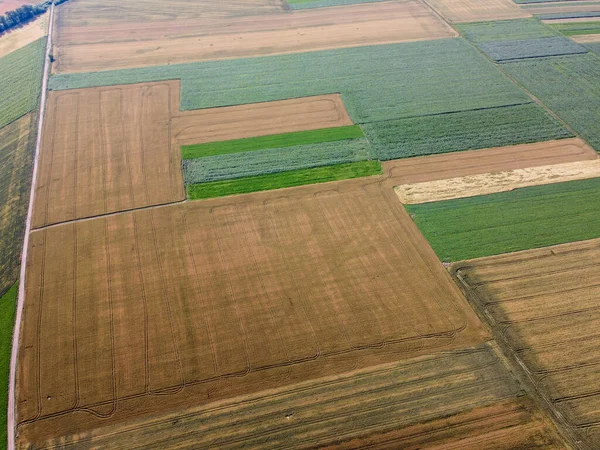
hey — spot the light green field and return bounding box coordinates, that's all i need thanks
[405,177,600,262]
[0,283,17,450]
[186,160,382,200]
[0,38,46,129]
[550,21,600,36]
[181,126,364,159]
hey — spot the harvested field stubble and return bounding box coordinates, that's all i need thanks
[424,0,531,23]
[17,179,487,447]
[31,345,564,449]
[0,114,37,296]
[53,1,457,73]
[453,239,600,449]
[0,13,48,59]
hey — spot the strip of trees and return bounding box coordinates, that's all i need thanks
[0,0,68,35]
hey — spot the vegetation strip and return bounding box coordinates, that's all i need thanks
[550,21,600,36]
[0,37,46,129]
[181,126,364,159]
[186,161,382,199]
[0,283,17,450]
[406,177,600,262]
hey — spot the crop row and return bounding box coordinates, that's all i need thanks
[0,37,46,129]
[183,139,373,184]
[181,126,364,159]
[186,161,382,200]
[550,21,600,37]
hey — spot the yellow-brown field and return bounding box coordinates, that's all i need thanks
[453,239,600,449]
[52,1,456,73]
[424,0,531,23]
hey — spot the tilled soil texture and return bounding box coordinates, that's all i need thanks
[32,81,352,227]
[17,179,487,447]
[573,34,600,43]
[0,13,48,59]
[522,3,600,16]
[424,0,531,23]
[53,1,456,73]
[34,345,565,449]
[453,239,600,449]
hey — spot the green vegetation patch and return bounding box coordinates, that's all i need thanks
[362,104,572,160]
[587,42,600,56]
[286,0,388,9]
[0,283,17,450]
[406,177,600,262]
[186,160,382,200]
[503,53,600,151]
[181,126,364,159]
[549,21,600,37]
[537,12,600,20]
[0,115,36,296]
[455,19,558,42]
[50,39,531,124]
[0,37,46,129]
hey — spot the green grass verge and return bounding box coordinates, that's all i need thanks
[549,21,600,37]
[405,177,600,262]
[181,126,364,159]
[0,283,17,450]
[186,160,382,199]
[0,38,46,129]
[503,54,600,151]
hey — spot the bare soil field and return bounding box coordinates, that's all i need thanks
[31,79,357,227]
[573,33,600,43]
[33,345,565,449]
[31,81,185,228]
[53,1,456,73]
[0,0,34,15]
[424,0,531,23]
[0,13,47,59]
[382,138,597,185]
[523,3,600,15]
[453,238,600,449]
[543,17,600,24]
[396,159,600,204]
[17,179,487,447]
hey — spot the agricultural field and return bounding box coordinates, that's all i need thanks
[286,0,389,9]
[550,20,600,37]
[406,177,600,261]
[17,180,490,447]
[0,284,17,449]
[0,0,35,14]
[0,12,47,58]
[453,239,600,449]
[52,1,456,73]
[423,0,531,23]
[0,114,37,297]
[0,37,45,129]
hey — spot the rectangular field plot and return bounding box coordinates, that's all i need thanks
[405,177,600,261]
[17,180,486,447]
[54,1,456,73]
[425,0,531,23]
[35,345,565,449]
[453,239,600,449]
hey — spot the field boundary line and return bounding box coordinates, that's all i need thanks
[9,2,55,449]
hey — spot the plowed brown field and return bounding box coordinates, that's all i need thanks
[424,0,531,23]
[17,178,488,447]
[31,345,565,449]
[53,1,456,73]
[32,81,352,227]
[453,239,600,449]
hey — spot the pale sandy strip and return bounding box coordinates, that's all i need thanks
[9,3,54,450]
[395,159,600,204]
[0,13,48,58]
[572,33,600,42]
[543,16,600,23]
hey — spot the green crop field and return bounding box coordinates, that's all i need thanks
[286,0,388,9]
[0,115,37,297]
[363,104,571,160]
[0,282,17,450]
[550,22,600,37]
[588,42,600,57]
[0,38,46,129]
[406,177,600,262]
[503,54,600,151]
[181,126,364,159]
[455,19,558,42]
[186,160,382,200]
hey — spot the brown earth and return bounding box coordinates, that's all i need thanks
[382,138,597,185]
[0,113,36,295]
[522,3,600,15]
[573,34,600,43]
[0,0,35,15]
[32,345,565,449]
[53,1,457,73]
[0,13,47,58]
[452,238,600,449]
[543,16,600,23]
[424,0,531,23]
[31,80,356,227]
[17,178,488,447]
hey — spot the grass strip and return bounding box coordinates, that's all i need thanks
[550,22,600,36]
[405,177,600,262]
[181,126,364,159]
[186,160,381,200]
[0,283,17,450]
